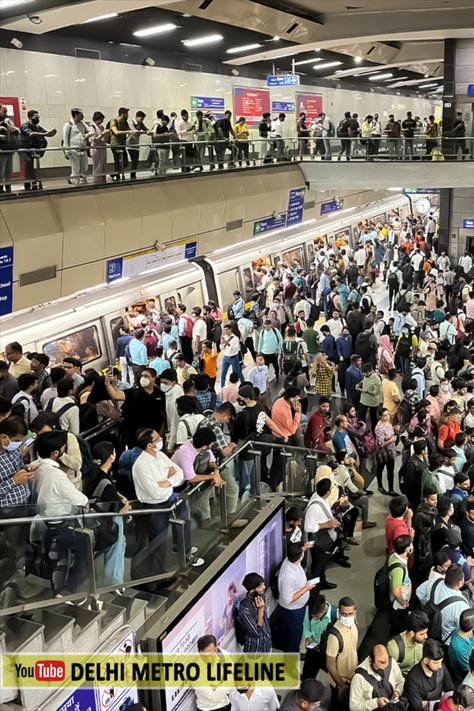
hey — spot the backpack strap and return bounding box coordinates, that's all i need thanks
[55,402,76,419]
[92,477,111,500]
[45,397,56,412]
[353,665,393,695]
[393,634,405,664]
[182,419,192,438]
[429,577,443,604]
[329,605,338,625]
[327,627,344,656]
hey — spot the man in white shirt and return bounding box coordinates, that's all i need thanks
[11,373,38,426]
[132,428,194,575]
[459,252,473,275]
[228,685,279,711]
[304,478,340,590]
[195,635,230,711]
[325,310,344,339]
[34,430,88,595]
[354,246,366,268]
[277,542,315,653]
[410,248,425,289]
[176,108,194,172]
[437,252,450,272]
[220,323,243,388]
[49,376,80,435]
[62,358,84,391]
[439,314,457,347]
[159,369,184,452]
[192,307,208,355]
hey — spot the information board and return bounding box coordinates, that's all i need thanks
[464,219,474,229]
[295,93,323,122]
[233,87,270,125]
[106,240,197,284]
[267,74,299,86]
[0,245,13,316]
[320,198,344,215]
[272,101,295,113]
[254,213,287,235]
[191,96,225,110]
[287,188,305,227]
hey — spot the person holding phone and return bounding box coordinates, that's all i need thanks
[277,542,316,653]
[235,573,272,654]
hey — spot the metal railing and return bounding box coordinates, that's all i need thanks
[0,134,472,195]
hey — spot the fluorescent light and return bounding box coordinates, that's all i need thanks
[226,43,262,54]
[182,34,223,47]
[369,72,393,81]
[83,12,118,23]
[0,0,33,8]
[315,48,321,52]
[272,36,280,41]
[388,187,403,191]
[134,23,178,37]
[313,61,342,70]
[385,75,408,82]
[419,82,438,88]
[354,56,363,64]
[294,57,324,66]
[119,42,140,47]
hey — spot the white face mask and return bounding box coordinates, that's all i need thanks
[441,384,449,392]
[155,441,163,452]
[340,616,355,629]
[140,377,151,388]
[5,440,21,452]
[160,383,172,393]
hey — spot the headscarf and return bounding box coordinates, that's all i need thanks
[377,334,394,373]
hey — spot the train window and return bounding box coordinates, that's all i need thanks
[335,230,351,249]
[282,247,303,269]
[241,267,254,297]
[42,325,101,365]
[124,297,162,329]
[220,269,240,309]
[110,316,125,346]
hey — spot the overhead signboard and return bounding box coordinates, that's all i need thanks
[295,92,323,122]
[320,198,344,215]
[0,245,13,316]
[404,188,440,194]
[272,101,295,113]
[468,85,474,95]
[287,187,306,227]
[233,87,270,125]
[464,219,474,229]
[267,74,300,86]
[254,213,287,235]
[106,240,197,284]
[191,96,225,110]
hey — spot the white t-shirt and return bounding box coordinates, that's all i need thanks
[192,319,207,343]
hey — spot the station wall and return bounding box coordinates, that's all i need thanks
[0,46,435,170]
[0,163,388,313]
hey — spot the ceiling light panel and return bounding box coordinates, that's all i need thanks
[133,23,178,37]
[0,0,33,8]
[182,34,223,47]
[313,61,342,70]
[226,43,262,54]
[294,57,324,66]
[368,72,393,81]
[83,13,118,23]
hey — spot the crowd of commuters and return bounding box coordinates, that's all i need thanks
[0,103,469,191]
[5,203,474,708]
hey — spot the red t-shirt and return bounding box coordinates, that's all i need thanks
[385,515,409,554]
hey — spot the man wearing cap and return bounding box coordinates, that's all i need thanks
[235,572,272,653]
[29,353,51,409]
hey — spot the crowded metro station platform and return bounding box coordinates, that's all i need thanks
[1,2,474,711]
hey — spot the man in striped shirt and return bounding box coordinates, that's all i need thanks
[235,572,272,653]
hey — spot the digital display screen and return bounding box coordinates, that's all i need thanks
[160,507,284,711]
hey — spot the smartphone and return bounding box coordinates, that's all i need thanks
[20,435,36,452]
[308,577,320,585]
[306,541,315,547]
[306,642,317,649]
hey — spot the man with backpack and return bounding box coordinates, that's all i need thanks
[281,326,307,377]
[258,319,283,380]
[388,534,413,635]
[349,643,404,711]
[416,563,469,645]
[387,610,429,677]
[177,304,194,364]
[326,596,359,710]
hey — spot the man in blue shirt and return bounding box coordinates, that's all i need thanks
[345,354,363,406]
[336,328,353,397]
[258,319,283,380]
[115,325,133,385]
[128,329,148,384]
[231,290,245,320]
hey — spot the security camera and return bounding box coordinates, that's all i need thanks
[230,68,240,76]
[144,56,155,66]
[10,37,23,49]
[27,15,42,24]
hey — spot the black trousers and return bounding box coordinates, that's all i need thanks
[179,335,193,364]
[337,360,350,395]
[376,456,395,491]
[357,403,378,433]
[128,148,140,177]
[111,146,128,178]
[302,646,325,680]
[263,352,280,379]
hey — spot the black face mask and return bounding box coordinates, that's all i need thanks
[31,117,40,124]
[237,399,245,407]
[236,687,249,694]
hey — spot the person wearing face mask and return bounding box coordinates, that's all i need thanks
[20,109,56,190]
[326,597,359,710]
[280,678,327,711]
[0,416,36,511]
[62,108,93,185]
[404,638,454,711]
[33,430,89,595]
[159,369,184,453]
[105,368,165,448]
[388,534,413,634]
[83,441,129,587]
[132,428,202,577]
[335,327,353,397]
[277,542,317,653]
[349,643,404,711]
[11,373,39,427]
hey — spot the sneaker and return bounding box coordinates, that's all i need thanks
[190,557,205,568]
[363,521,377,529]
[230,519,248,529]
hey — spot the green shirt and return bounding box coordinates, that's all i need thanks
[387,630,423,677]
[388,553,411,608]
[421,469,441,497]
[360,372,382,407]
[303,328,319,355]
[302,603,337,645]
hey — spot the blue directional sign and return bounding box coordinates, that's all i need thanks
[464,219,474,229]
[287,188,305,227]
[267,74,300,87]
[272,101,295,113]
[191,96,225,110]
[468,85,474,95]
[185,241,197,259]
[106,257,123,284]
[254,213,287,235]
[0,245,13,316]
[320,198,344,215]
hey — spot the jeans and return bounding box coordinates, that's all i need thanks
[128,148,140,178]
[220,460,240,514]
[352,494,370,526]
[221,354,243,387]
[404,137,414,159]
[215,140,234,168]
[236,458,255,496]
[236,141,250,165]
[278,606,305,652]
[0,152,13,187]
[388,139,401,159]
[399,355,411,376]
[111,146,128,178]
[323,137,332,159]
[357,403,379,432]
[339,139,351,159]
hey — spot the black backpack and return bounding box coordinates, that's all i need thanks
[416,526,434,571]
[76,435,92,477]
[421,577,464,642]
[227,304,235,320]
[398,459,408,494]
[396,334,411,357]
[194,392,217,414]
[388,272,399,288]
[282,340,300,375]
[308,300,320,321]
[374,559,405,612]
[390,634,406,664]
[395,291,409,312]
[319,622,344,672]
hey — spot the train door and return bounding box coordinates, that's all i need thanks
[0,97,22,178]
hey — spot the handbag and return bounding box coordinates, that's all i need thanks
[374,446,392,466]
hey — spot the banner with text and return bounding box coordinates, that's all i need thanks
[234,87,270,125]
[295,93,323,122]
[106,241,197,284]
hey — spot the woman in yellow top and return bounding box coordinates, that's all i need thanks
[233,116,250,166]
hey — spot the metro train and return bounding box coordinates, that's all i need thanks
[0,194,409,371]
